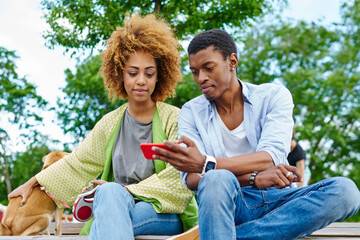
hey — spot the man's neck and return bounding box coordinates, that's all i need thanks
[215,79,243,114]
[214,79,244,130]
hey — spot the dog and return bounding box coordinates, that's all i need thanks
[0,204,6,222]
[0,151,69,236]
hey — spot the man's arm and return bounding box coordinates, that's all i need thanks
[154,137,303,190]
[153,86,296,189]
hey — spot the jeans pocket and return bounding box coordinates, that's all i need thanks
[239,186,267,209]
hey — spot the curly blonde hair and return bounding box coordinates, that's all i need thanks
[100,13,182,102]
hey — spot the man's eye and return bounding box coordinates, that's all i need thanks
[191,70,198,74]
[206,66,214,71]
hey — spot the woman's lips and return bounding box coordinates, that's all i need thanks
[133,89,147,95]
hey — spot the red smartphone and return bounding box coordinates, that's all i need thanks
[140,143,174,160]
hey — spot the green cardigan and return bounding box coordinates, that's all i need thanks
[35,102,198,234]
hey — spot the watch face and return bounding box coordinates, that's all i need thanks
[205,161,216,172]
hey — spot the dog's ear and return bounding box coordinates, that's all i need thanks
[41,151,69,170]
[42,155,48,163]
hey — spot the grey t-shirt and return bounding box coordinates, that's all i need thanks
[112,110,154,186]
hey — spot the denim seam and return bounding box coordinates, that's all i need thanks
[263,182,325,206]
[239,188,268,209]
[233,186,240,240]
[133,218,179,229]
[235,183,323,230]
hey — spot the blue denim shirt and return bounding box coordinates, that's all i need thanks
[179,80,294,186]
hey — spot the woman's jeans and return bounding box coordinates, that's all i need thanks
[89,182,182,240]
[198,169,360,240]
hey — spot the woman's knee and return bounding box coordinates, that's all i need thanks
[97,182,124,195]
[95,182,132,204]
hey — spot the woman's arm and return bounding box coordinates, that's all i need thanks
[8,177,39,205]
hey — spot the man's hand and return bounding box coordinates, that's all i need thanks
[152,136,205,173]
[255,164,303,189]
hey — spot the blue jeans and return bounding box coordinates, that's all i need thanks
[198,169,360,240]
[89,182,182,240]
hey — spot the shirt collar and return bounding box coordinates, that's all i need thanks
[206,78,253,110]
[238,79,252,105]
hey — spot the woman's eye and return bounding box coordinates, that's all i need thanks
[146,73,155,77]
[129,72,137,76]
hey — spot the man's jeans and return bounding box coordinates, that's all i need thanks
[198,169,360,240]
[89,182,182,240]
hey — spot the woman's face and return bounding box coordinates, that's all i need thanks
[123,50,158,103]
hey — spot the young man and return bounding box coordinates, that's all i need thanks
[153,29,360,239]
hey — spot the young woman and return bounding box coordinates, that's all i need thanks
[8,14,198,239]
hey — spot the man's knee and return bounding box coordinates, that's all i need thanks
[198,169,238,200]
[331,177,360,211]
[199,169,237,186]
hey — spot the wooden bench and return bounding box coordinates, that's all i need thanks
[0,222,358,239]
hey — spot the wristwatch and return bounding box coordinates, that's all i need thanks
[199,155,217,177]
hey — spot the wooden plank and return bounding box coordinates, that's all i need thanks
[308,223,360,237]
[0,222,359,239]
[324,223,360,228]
[0,237,88,240]
[135,236,168,240]
[48,222,85,235]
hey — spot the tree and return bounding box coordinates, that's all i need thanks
[42,0,278,143]
[40,0,277,52]
[0,132,58,205]
[237,1,360,193]
[56,55,124,142]
[236,2,360,221]
[0,47,48,197]
[0,129,12,196]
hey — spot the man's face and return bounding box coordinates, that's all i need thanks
[189,46,233,101]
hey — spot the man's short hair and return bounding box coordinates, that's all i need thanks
[187,29,237,60]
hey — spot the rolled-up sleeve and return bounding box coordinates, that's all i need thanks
[256,86,294,165]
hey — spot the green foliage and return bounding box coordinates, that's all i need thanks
[166,72,202,108]
[0,47,47,127]
[237,2,360,193]
[41,0,275,52]
[47,0,276,143]
[0,133,56,205]
[0,47,49,199]
[57,55,124,143]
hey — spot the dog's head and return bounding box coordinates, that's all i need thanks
[42,151,70,170]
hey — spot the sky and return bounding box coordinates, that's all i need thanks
[0,0,343,152]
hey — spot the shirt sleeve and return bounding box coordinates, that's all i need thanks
[126,106,193,214]
[178,103,207,188]
[35,119,108,208]
[256,85,294,165]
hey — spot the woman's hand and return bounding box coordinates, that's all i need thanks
[82,180,108,193]
[8,177,39,206]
